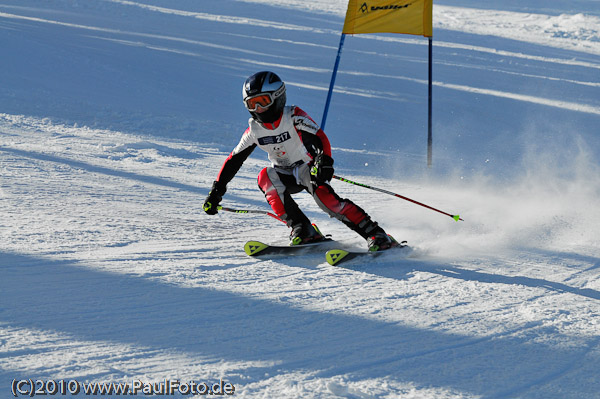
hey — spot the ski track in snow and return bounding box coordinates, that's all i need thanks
[1,0,600,398]
[236,0,600,55]
[3,3,599,120]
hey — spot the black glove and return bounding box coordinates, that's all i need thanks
[310,152,334,185]
[203,180,226,215]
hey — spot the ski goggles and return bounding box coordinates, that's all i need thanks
[244,84,285,112]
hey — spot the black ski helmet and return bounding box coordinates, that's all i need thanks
[242,71,286,124]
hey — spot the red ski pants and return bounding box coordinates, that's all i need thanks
[257,165,368,228]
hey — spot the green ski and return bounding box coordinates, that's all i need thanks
[325,241,410,266]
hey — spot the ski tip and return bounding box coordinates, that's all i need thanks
[325,249,350,266]
[244,241,269,256]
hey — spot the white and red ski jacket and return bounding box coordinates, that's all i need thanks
[216,106,331,185]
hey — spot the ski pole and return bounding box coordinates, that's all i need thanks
[332,175,463,222]
[217,206,286,224]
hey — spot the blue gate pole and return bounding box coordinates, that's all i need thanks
[321,33,346,131]
[427,37,433,168]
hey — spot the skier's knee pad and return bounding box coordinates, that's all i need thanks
[257,167,272,194]
[257,167,286,217]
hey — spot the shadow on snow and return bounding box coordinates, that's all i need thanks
[1,251,598,398]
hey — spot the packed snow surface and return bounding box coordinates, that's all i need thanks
[1,0,599,398]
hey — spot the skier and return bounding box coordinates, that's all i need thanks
[203,71,396,251]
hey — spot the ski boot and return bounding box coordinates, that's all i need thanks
[367,229,398,252]
[290,223,325,246]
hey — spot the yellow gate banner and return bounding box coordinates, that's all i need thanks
[342,0,433,37]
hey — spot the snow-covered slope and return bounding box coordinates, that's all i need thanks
[1,1,599,398]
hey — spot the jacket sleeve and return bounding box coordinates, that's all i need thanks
[292,106,332,159]
[216,127,257,186]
